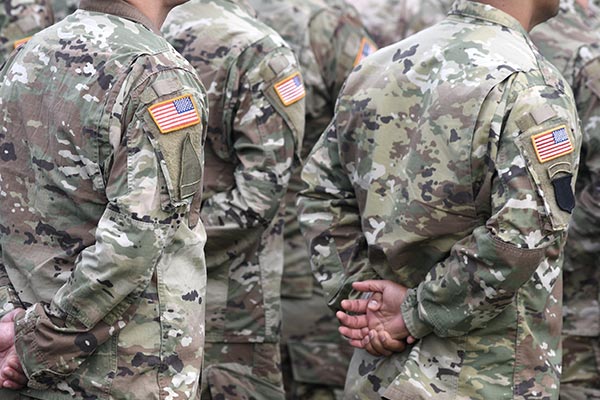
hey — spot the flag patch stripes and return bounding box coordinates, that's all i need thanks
[274,72,305,106]
[531,125,574,163]
[148,94,201,134]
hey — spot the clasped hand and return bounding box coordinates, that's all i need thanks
[0,308,27,389]
[337,280,416,357]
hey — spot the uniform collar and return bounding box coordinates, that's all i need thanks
[79,0,160,34]
[449,0,529,36]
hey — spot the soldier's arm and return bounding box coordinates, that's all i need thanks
[201,47,304,262]
[564,58,600,269]
[298,119,380,311]
[310,6,377,100]
[0,252,23,319]
[401,77,582,338]
[12,66,207,389]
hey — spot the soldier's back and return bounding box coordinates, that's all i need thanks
[0,3,208,398]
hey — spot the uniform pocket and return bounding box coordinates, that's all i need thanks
[514,120,578,231]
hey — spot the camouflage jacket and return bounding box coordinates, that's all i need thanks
[51,0,79,21]
[249,0,376,299]
[531,1,600,337]
[345,0,451,47]
[0,1,208,399]
[0,0,54,65]
[298,1,581,398]
[163,0,304,344]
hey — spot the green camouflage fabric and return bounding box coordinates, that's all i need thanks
[345,0,451,47]
[248,0,375,397]
[51,0,78,21]
[531,2,600,398]
[298,1,582,399]
[163,1,304,398]
[0,1,209,399]
[0,0,54,66]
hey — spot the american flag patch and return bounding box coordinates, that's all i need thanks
[353,37,377,66]
[531,125,574,163]
[148,94,201,134]
[274,72,306,106]
[13,36,32,50]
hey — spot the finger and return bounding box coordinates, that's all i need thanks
[340,298,370,314]
[339,325,369,340]
[367,292,382,311]
[362,335,389,357]
[406,336,417,345]
[2,367,27,385]
[2,379,25,390]
[6,359,23,373]
[352,280,391,294]
[378,331,406,353]
[366,330,393,357]
[336,311,368,329]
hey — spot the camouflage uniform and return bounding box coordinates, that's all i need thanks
[531,3,600,399]
[298,1,581,399]
[345,0,451,47]
[0,1,208,399]
[51,0,78,21]
[0,0,53,66]
[248,0,375,398]
[163,1,304,398]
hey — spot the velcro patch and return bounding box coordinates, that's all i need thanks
[13,36,32,50]
[148,94,201,134]
[274,72,306,106]
[353,37,377,66]
[531,125,574,163]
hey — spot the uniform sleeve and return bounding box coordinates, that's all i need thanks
[309,6,377,100]
[297,120,379,310]
[561,59,600,334]
[13,66,208,389]
[0,251,22,318]
[200,48,304,263]
[401,80,582,338]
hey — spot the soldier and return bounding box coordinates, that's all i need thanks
[0,0,209,398]
[163,1,304,398]
[531,2,600,399]
[51,0,79,21]
[247,0,376,398]
[0,0,54,65]
[298,0,581,398]
[345,0,451,47]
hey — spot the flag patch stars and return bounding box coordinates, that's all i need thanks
[354,37,377,66]
[274,72,306,106]
[148,94,201,134]
[531,125,574,163]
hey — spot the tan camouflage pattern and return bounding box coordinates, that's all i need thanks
[345,0,451,47]
[0,1,209,399]
[51,0,78,21]
[0,0,54,66]
[531,2,600,397]
[298,1,582,399]
[248,0,375,397]
[164,1,304,398]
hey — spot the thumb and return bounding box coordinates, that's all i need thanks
[367,292,382,311]
[352,280,391,294]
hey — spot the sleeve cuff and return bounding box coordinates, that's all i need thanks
[0,286,22,319]
[401,289,433,339]
[14,304,51,390]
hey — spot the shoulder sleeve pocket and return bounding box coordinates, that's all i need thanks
[142,92,205,211]
[515,119,578,231]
